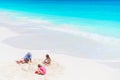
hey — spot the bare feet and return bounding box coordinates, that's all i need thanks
[16,61,20,64]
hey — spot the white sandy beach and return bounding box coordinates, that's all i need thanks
[0,12,120,80]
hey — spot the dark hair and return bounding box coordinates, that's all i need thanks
[38,64,41,67]
[46,54,50,58]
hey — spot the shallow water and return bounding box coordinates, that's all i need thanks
[0,0,120,38]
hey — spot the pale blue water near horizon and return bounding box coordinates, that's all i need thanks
[0,0,120,38]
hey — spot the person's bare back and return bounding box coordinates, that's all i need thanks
[43,54,51,65]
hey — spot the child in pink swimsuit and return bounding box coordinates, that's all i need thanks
[35,64,46,75]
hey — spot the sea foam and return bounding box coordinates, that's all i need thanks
[0,10,120,47]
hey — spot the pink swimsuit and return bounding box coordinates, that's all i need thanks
[39,66,46,75]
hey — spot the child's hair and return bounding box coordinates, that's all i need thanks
[38,64,42,67]
[46,54,50,58]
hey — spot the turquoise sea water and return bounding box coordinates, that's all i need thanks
[0,0,120,38]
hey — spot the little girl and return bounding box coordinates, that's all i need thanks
[35,64,46,75]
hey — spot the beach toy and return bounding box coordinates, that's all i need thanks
[27,60,31,64]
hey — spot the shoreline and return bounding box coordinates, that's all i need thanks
[0,10,120,39]
[2,27,120,60]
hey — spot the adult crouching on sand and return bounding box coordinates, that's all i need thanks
[16,52,32,64]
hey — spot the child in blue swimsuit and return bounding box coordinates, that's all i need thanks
[16,52,32,64]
